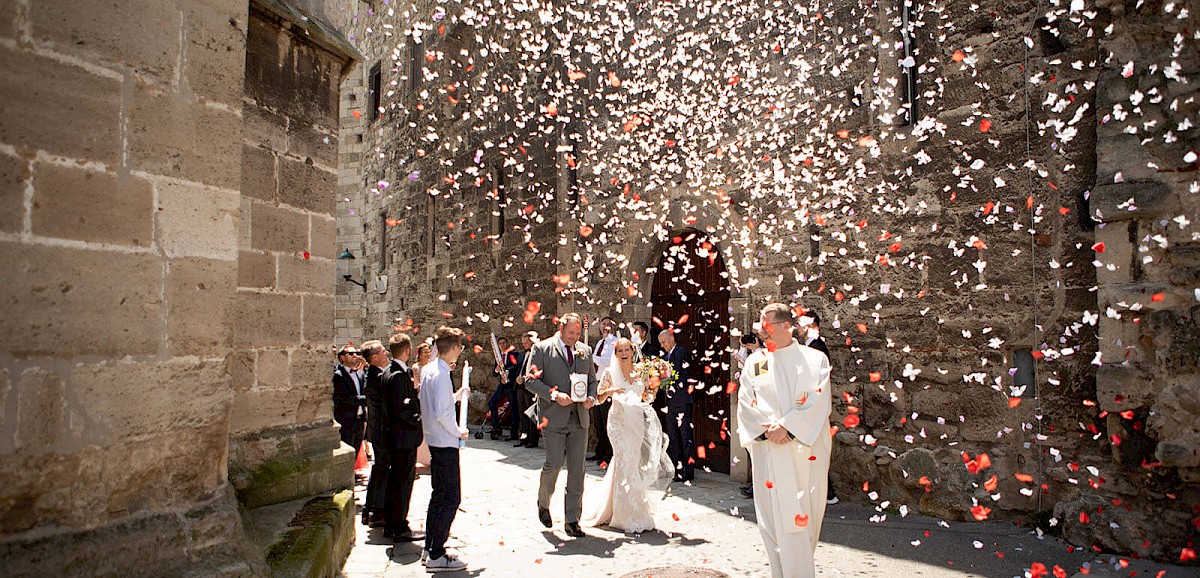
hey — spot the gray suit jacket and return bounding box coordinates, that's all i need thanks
[524,335,598,430]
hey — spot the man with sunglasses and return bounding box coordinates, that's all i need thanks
[332,345,367,456]
[738,303,832,578]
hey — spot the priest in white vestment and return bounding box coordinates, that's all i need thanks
[738,303,832,578]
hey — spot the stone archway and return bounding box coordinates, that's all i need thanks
[650,230,732,474]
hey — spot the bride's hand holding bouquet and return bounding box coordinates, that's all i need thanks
[633,357,677,404]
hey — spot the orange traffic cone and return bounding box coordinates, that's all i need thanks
[354,441,369,472]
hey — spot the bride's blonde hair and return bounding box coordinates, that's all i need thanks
[613,337,639,363]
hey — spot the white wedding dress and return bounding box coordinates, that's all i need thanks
[582,363,674,533]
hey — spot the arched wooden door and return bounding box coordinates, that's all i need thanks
[650,231,731,474]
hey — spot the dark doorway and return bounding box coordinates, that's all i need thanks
[650,231,732,474]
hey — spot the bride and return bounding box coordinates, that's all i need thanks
[582,338,674,533]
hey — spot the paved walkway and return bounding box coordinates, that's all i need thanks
[340,431,1194,578]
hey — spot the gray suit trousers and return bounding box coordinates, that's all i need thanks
[537,407,588,524]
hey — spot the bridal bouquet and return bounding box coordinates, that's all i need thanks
[633,357,677,404]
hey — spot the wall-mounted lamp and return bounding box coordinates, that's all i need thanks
[337,249,367,290]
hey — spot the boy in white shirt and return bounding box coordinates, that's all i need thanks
[418,326,471,572]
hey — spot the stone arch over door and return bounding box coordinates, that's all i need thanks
[649,230,732,474]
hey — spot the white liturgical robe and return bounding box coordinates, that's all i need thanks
[737,339,832,578]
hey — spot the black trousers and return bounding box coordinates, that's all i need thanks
[337,417,365,453]
[666,404,694,479]
[424,446,461,560]
[516,387,540,446]
[488,385,518,435]
[386,446,418,533]
[365,445,392,513]
[591,401,612,461]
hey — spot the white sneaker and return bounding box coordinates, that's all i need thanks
[425,553,467,572]
[826,496,840,505]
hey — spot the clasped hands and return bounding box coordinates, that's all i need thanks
[552,390,596,409]
[761,422,792,444]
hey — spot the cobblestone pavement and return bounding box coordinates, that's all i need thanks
[340,431,1195,578]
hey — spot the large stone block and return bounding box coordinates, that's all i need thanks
[167,257,236,355]
[32,163,153,247]
[157,180,239,260]
[0,241,162,356]
[289,344,332,388]
[229,389,300,437]
[310,216,336,259]
[241,144,277,202]
[181,0,248,106]
[72,358,233,440]
[14,368,64,452]
[243,104,288,151]
[0,152,25,233]
[238,249,275,289]
[250,202,309,254]
[0,45,121,164]
[31,0,180,77]
[1091,181,1177,223]
[277,254,334,295]
[303,295,334,344]
[128,83,241,189]
[253,348,288,390]
[233,291,302,347]
[278,156,336,214]
[287,123,339,166]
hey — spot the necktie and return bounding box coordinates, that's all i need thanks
[566,346,574,367]
[597,338,605,357]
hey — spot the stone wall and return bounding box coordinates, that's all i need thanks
[228,1,354,510]
[1055,0,1200,559]
[0,1,358,575]
[0,0,260,575]
[336,0,1197,563]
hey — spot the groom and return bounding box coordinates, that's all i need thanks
[525,312,598,537]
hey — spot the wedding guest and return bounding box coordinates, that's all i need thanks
[382,333,424,542]
[631,321,660,359]
[738,303,832,578]
[799,310,830,359]
[513,331,540,448]
[419,326,470,571]
[332,346,367,456]
[361,340,390,528]
[589,316,618,464]
[412,342,433,471]
[488,337,519,440]
[658,328,694,482]
[734,333,762,498]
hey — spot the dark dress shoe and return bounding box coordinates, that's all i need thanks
[361,511,372,526]
[386,530,425,542]
[739,484,754,498]
[538,506,552,528]
[565,522,586,538]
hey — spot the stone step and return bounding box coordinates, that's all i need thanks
[247,490,356,578]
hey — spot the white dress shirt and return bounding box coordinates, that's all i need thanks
[419,358,461,448]
[594,333,618,374]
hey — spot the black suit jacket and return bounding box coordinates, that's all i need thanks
[806,337,830,360]
[505,350,526,386]
[663,345,693,408]
[384,360,423,449]
[364,364,387,446]
[332,365,364,427]
[639,338,661,360]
